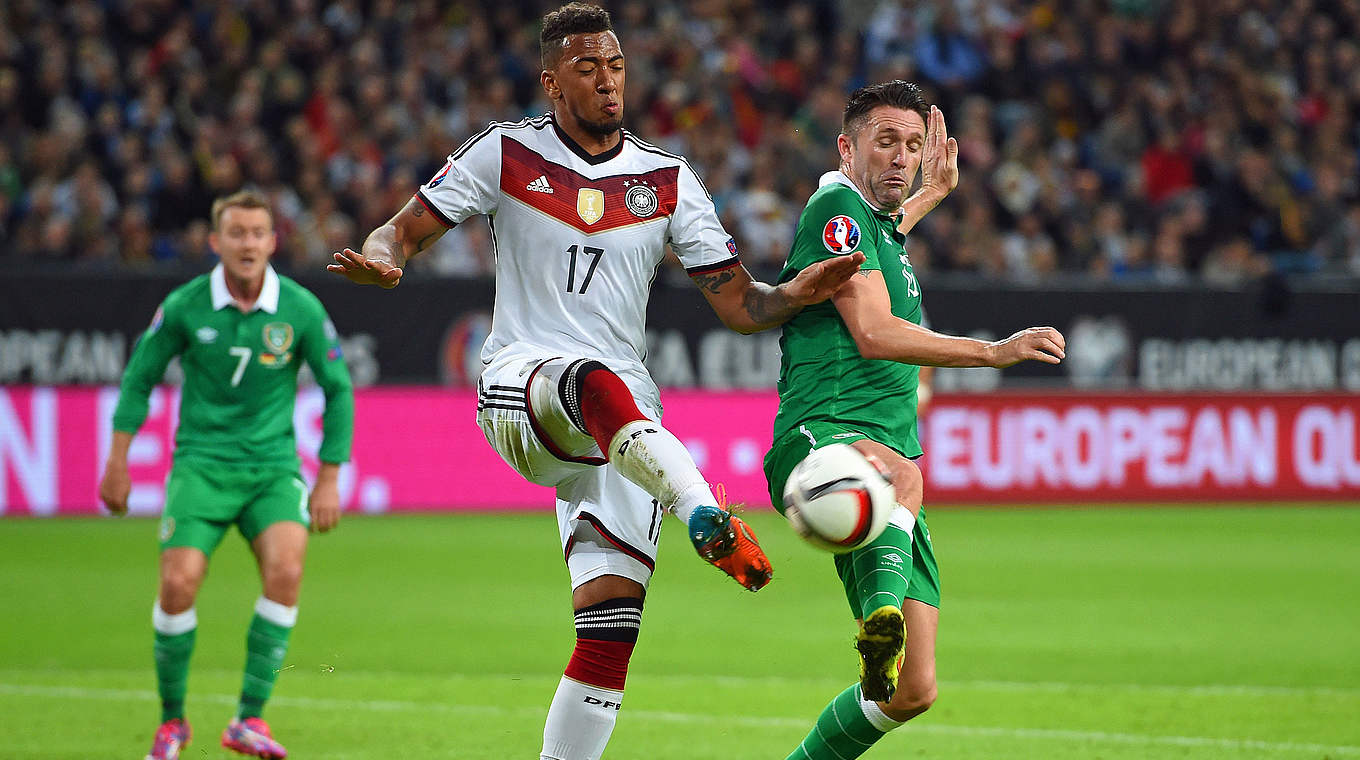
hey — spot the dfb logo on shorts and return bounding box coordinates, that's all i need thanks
[822,215,861,254]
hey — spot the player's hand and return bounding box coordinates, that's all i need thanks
[308,477,341,534]
[917,105,959,203]
[99,461,131,516]
[986,326,1066,368]
[327,248,403,288]
[785,251,867,305]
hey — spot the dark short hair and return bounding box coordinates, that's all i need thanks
[211,190,272,231]
[842,80,930,136]
[540,3,614,70]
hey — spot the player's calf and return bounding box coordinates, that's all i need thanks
[880,671,937,722]
[542,597,643,759]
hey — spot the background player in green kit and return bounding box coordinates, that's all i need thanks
[100,190,354,760]
[763,81,1067,760]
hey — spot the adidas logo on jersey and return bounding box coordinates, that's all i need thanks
[526,175,553,194]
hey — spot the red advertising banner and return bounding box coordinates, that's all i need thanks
[1,387,1356,516]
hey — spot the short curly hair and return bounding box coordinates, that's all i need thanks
[540,3,614,70]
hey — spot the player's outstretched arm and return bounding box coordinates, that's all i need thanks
[833,271,1065,367]
[691,252,866,334]
[328,197,448,288]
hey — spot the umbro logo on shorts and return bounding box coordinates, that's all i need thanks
[526,175,553,194]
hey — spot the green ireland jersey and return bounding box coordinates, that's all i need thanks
[113,264,354,468]
[772,171,925,458]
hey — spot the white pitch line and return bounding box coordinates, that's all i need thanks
[2,683,1358,757]
[7,667,1359,699]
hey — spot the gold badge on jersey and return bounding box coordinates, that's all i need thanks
[577,188,604,225]
[260,322,294,367]
[263,323,294,354]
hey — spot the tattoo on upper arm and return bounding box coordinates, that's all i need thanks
[414,231,440,252]
[694,270,735,294]
[412,204,425,217]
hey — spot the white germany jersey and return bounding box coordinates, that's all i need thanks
[416,113,740,389]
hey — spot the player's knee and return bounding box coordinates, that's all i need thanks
[261,560,304,599]
[563,597,643,690]
[571,360,646,448]
[888,457,923,512]
[572,359,613,401]
[882,678,937,722]
[157,569,201,612]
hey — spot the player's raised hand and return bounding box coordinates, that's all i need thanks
[918,105,959,202]
[786,251,867,305]
[99,461,131,516]
[327,248,403,288]
[986,326,1066,368]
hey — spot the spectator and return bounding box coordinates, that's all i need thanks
[0,0,1355,288]
[1203,237,1272,287]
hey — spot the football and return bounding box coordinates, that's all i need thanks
[782,443,896,553]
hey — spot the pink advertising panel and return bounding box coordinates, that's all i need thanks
[1,387,1356,516]
[0,386,780,516]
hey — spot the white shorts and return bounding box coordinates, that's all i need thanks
[476,347,665,589]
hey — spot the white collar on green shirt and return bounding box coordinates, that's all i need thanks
[818,170,896,216]
[210,262,280,314]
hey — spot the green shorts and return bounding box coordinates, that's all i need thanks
[158,459,310,554]
[764,421,941,610]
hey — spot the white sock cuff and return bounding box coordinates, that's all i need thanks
[254,596,299,627]
[889,505,917,539]
[152,602,197,635]
[858,685,906,732]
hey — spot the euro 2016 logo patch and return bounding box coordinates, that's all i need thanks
[822,215,861,254]
[624,181,659,219]
[427,161,451,188]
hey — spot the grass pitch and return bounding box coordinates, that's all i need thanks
[3,505,1358,759]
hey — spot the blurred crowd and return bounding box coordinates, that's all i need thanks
[2,0,1358,285]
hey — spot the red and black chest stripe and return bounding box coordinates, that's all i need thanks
[499,137,678,234]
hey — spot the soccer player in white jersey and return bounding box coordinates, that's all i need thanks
[328,4,863,758]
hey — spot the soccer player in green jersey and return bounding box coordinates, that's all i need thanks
[764,81,1066,759]
[100,190,354,760]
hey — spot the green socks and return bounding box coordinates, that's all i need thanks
[838,521,914,620]
[786,684,902,760]
[152,603,197,722]
[238,597,298,719]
